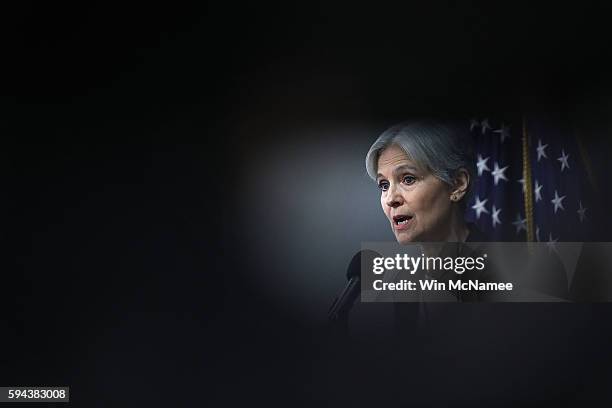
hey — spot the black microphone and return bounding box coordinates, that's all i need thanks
[328,250,380,322]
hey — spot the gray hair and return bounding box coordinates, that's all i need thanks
[365,120,477,201]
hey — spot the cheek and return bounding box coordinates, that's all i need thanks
[380,195,390,217]
[414,185,450,220]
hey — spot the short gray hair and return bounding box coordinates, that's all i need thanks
[365,120,476,200]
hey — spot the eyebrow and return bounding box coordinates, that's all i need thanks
[376,164,419,181]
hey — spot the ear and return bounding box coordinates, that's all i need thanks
[450,168,470,202]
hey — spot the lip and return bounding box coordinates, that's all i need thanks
[392,214,414,231]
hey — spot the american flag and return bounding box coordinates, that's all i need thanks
[465,114,599,244]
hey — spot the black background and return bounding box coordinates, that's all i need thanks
[5,1,612,406]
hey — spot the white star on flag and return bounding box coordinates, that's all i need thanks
[534,180,543,202]
[557,149,570,172]
[492,205,502,228]
[518,177,526,194]
[491,161,509,186]
[551,190,566,214]
[536,139,548,161]
[470,119,480,131]
[472,196,489,219]
[546,233,558,253]
[493,123,511,143]
[577,201,587,223]
[481,118,491,134]
[512,213,527,235]
[476,154,490,176]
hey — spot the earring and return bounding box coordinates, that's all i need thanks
[451,193,458,201]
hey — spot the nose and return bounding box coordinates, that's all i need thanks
[385,183,403,209]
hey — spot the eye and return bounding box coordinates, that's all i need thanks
[378,180,389,192]
[402,175,417,185]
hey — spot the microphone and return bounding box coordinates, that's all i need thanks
[328,250,380,322]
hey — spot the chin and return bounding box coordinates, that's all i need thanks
[395,233,414,245]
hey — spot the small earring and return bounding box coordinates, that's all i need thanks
[451,194,458,201]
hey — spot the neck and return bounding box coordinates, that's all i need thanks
[446,210,470,243]
[421,210,469,256]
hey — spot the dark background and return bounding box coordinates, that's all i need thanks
[5,1,612,406]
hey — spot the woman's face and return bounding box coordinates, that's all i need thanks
[376,144,454,243]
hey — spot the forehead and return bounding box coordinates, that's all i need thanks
[377,144,418,172]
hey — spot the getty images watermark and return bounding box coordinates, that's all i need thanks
[360,242,612,302]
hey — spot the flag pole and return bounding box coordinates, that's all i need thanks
[522,115,535,242]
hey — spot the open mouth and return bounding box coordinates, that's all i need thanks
[393,214,413,226]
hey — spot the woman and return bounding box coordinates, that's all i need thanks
[365,120,483,244]
[330,121,501,340]
[364,120,501,311]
